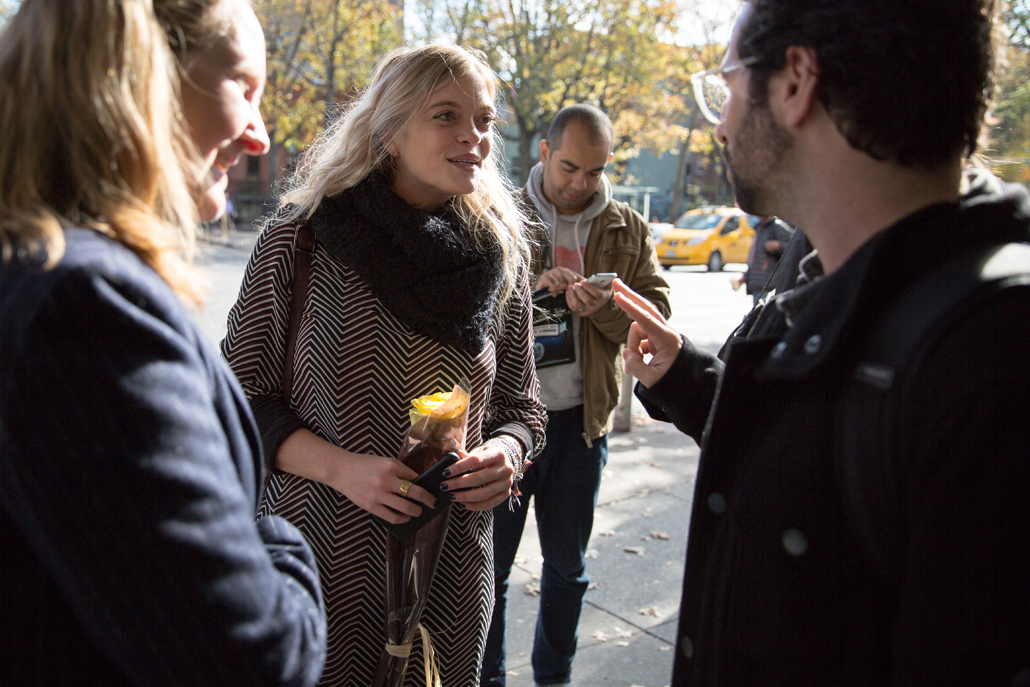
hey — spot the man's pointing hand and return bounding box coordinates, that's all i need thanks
[613,278,683,388]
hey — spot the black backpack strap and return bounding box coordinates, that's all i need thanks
[835,243,1030,587]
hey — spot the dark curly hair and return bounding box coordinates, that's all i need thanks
[738,0,996,169]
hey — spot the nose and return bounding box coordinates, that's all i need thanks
[571,172,588,191]
[240,106,270,156]
[456,118,483,146]
[715,118,728,147]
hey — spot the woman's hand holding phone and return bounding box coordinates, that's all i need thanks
[439,443,515,512]
[276,428,437,524]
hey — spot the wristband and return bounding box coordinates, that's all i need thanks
[485,435,529,502]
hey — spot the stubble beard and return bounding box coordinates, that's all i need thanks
[725,99,793,217]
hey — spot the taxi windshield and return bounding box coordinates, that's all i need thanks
[675,214,723,230]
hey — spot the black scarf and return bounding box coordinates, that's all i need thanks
[309,173,503,355]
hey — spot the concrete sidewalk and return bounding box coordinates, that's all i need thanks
[499,409,698,687]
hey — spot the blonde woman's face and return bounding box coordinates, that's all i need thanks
[388,73,495,211]
[181,1,269,221]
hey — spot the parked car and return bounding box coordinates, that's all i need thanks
[649,218,671,244]
[654,207,758,271]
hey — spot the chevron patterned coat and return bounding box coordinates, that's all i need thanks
[222,219,546,686]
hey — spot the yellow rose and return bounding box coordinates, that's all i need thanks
[408,389,470,427]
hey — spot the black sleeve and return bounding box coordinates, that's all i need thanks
[1,269,325,686]
[488,421,536,458]
[250,394,307,472]
[634,335,724,443]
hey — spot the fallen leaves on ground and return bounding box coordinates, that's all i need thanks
[640,606,664,618]
[522,583,540,597]
[597,529,616,537]
[587,582,599,590]
[584,548,599,559]
[624,546,648,556]
[650,531,671,540]
[592,630,610,642]
[614,626,633,638]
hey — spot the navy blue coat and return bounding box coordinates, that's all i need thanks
[0,229,326,685]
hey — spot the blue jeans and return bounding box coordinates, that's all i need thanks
[481,406,608,686]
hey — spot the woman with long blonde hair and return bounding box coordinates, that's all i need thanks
[0,1,325,683]
[222,44,546,685]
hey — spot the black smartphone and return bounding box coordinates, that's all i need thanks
[411,451,460,498]
[376,451,460,540]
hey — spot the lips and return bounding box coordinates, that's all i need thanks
[448,155,481,168]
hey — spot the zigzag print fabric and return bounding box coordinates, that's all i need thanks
[222,220,546,686]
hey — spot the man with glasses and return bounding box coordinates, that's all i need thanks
[614,1,1030,685]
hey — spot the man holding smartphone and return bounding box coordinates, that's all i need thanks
[482,104,670,687]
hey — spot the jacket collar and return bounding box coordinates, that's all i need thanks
[755,169,1030,379]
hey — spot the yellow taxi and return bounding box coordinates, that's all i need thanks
[654,206,757,271]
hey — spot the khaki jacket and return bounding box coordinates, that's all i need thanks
[524,190,672,441]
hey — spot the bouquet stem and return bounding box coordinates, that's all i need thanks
[372,509,452,687]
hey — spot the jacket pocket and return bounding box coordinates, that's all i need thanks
[597,247,639,279]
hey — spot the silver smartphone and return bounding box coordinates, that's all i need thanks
[586,272,617,288]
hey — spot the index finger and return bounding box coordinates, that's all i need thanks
[556,267,585,284]
[613,278,667,324]
[445,451,487,478]
[575,281,603,300]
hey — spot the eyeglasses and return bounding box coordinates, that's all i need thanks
[690,57,760,126]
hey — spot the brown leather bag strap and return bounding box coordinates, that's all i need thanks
[281,222,316,404]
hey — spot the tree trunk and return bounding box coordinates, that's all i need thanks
[668,137,690,221]
[668,110,697,222]
[323,0,341,129]
[265,135,280,198]
[517,117,536,187]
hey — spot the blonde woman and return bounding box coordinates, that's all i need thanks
[221,45,546,685]
[0,0,325,684]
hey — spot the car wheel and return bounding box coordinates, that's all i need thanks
[661,263,671,271]
[707,250,723,272]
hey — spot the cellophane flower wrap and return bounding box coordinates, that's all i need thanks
[372,379,471,687]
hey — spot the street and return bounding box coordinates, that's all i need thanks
[193,228,754,687]
[193,229,753,356]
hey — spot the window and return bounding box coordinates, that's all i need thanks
[674,213,722,230]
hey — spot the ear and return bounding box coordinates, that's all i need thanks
[770,46,820,128]
[539,139,551,164]
[382,136,399,158]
